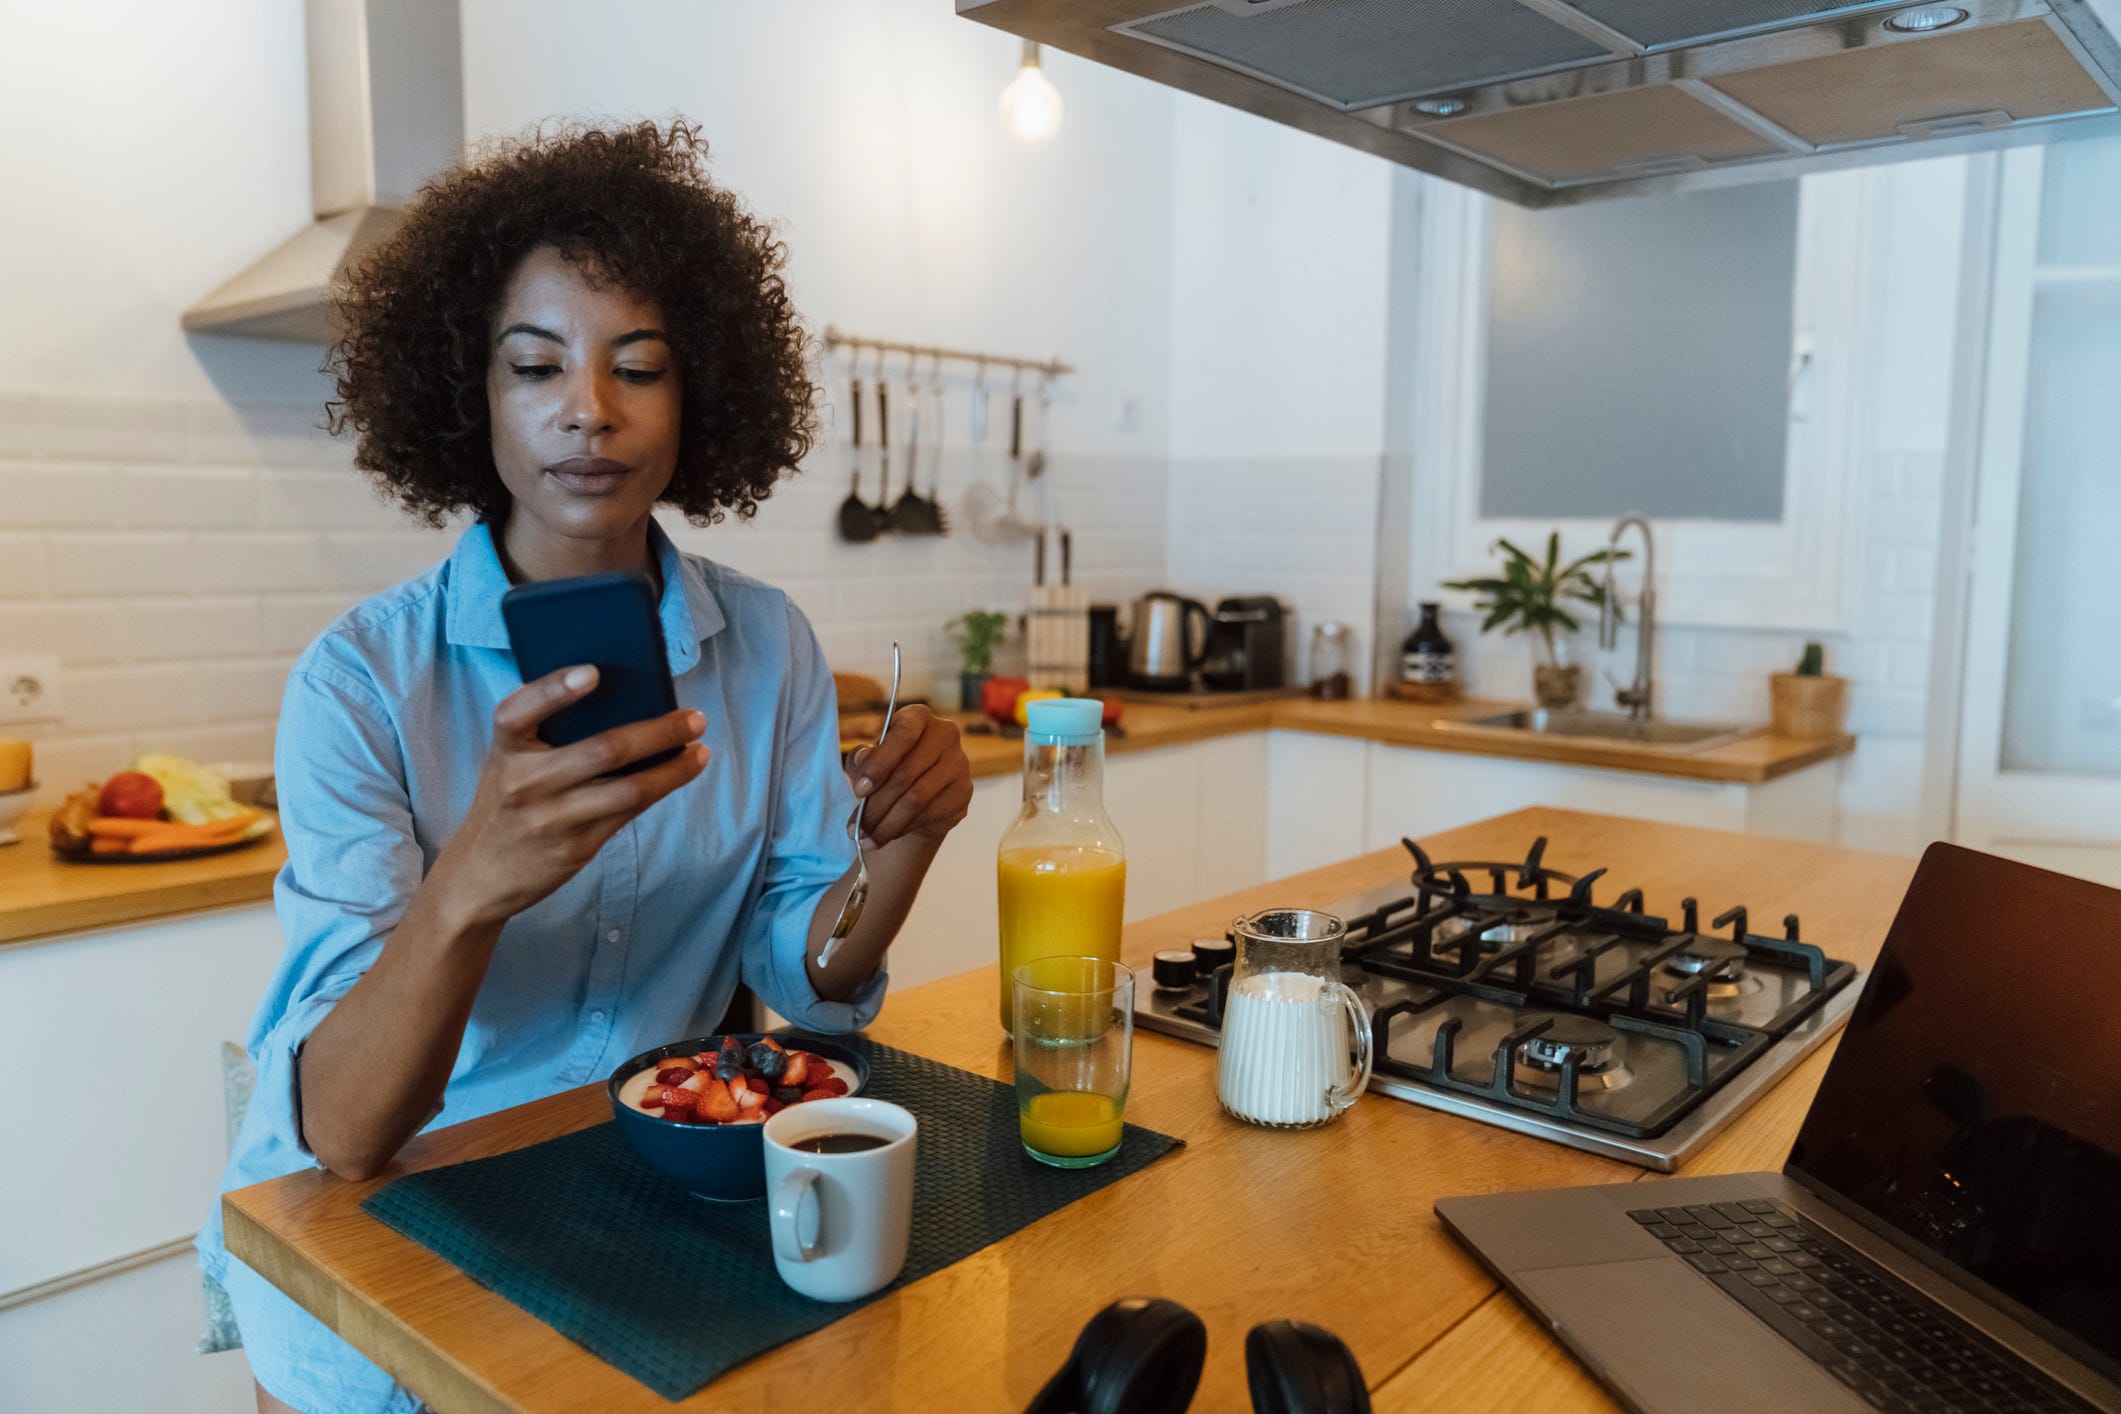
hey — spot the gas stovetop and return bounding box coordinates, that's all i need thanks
[1138,836,1864,1170]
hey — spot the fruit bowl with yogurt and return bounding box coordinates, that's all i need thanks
[607,1032,869,1201]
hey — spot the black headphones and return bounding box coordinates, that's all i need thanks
[1026,1299,1370,1414]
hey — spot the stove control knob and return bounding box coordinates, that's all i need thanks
[1152,949,1197,990]
[1190,937,1235,976]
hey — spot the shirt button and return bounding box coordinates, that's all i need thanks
[605,928,621,943]
[589,1009,606,1023]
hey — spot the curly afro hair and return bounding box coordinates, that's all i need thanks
[326,119,816,527]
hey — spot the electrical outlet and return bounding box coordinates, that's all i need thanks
[0,657,65,726]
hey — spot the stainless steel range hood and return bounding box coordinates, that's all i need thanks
[183,0,462,342]
[959,0,2121,205]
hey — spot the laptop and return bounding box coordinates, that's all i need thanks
[1435,843,2121,1414]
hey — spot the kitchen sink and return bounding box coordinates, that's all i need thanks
[1435,708,1762,753]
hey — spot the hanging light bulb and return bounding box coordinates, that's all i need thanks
[999,40,1063,143]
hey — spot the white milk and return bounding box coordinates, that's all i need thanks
[1216,972,1351,1127]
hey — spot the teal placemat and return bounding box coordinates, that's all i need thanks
[362,1039,1182,1400]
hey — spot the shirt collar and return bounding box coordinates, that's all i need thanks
[444,518,726,673]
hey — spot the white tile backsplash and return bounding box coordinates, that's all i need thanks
[2,390,1170,784]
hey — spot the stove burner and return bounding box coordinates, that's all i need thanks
[1659,934,1764,1004]
[1514,1015,1633,1092]
[1664,935,1747,977]
[1519,1014,1620,1070]
[1428,914,1592,972]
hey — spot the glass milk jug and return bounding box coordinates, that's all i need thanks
[996,699,1126,1034]
[1216,909,1374,1128]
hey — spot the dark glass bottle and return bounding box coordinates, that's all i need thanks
[1400,602,1456,686]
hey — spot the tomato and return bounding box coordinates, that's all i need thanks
[97,771,165,820]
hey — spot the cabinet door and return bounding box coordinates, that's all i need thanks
[887,772,1019,991]
[1266,731,1371,878]
[1102,742,1210,922]
[1193,731,1269,900]
[0,905,285,1293]
[1362,743,1749,851]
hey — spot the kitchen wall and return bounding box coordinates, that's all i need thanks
[1162,93,1398,686]
[0,0,1178,785]
[1431,156,1972,857]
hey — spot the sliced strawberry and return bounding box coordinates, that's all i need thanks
[781,1052,812,1088]
[655,1064,697,1086]
[658,1087,698,1119]
[720,1036,745,1056]
[761,1098,785,1116]
[758,1036,786,1053]
[734,1086,767,1113]
[743,1074,770,1097]
[636,1089,666,1110]
[692,1051,717,1068]
[804,1077,850,1100]
[678,1071,711,1094]
[701,1078,742,1124]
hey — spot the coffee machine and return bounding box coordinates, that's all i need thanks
[1201,597,1289,692]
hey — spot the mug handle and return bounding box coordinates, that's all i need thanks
[1323,981,1374,1118]
[772,1168,824,1264]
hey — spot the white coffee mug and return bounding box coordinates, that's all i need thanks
[761,1097,917,1303]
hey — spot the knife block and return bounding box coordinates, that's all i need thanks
[1027,585,1088,694]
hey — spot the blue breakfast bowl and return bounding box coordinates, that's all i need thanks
[607,1031,871,1202]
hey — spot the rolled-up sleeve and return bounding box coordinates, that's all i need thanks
[741,603,882,1033]
[247,663,428,1162]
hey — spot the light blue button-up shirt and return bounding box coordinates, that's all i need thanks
[198,518,877,1413]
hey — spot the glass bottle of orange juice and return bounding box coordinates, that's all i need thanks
[997,698,1126,1034]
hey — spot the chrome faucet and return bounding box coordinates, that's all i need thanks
[1599,515,1656,722]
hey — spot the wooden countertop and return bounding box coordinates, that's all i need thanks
[0,811,285,948]
[222,807,1913,1413]
[3,700,1849,950]
[861,693,1854,788]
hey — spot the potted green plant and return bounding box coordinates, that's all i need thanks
[947,609,1009,712]
[1769,641,1850,739]
[1442,533,1626,709]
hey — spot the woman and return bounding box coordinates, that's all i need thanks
[199,121,973,1414]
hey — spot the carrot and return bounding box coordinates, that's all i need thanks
[92,837,128,854]
[127,821,251,853]
[88,817,165,839]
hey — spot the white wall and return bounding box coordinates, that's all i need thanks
[0,1,1179,785]
[1162,94,1395,683]
[1420,156,1973,856]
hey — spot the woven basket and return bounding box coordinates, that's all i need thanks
[1769,673,1850,739]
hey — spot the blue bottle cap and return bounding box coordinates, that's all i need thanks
[1024,697,1105,744]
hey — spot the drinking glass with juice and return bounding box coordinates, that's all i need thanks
[996,698,1126,1034]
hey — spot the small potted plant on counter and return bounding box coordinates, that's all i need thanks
[948,609,1009,712]
[1769,641,1850,739]
[1443,533,1625,710]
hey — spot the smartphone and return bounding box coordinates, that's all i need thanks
[500,572,681,776]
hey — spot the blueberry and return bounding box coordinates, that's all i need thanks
[773,1085,804,1106]
[714,1050,745,1082]
[749,1044,788,1081]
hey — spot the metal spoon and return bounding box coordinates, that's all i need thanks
[820,640,900,967]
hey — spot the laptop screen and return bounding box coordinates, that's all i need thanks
[1788,842,2121,1376]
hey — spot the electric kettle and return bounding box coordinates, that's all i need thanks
[1127,591,1212,688]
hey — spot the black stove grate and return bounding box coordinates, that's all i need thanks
[1178,835,1858,1141]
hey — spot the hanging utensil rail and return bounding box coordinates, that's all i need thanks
[822,326,1074,379]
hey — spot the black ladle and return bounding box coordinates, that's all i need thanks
[836,374,883,543]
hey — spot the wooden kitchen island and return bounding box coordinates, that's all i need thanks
[222,807,1915,1412]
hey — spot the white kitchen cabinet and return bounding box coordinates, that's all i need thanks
[0,905,284,1298]
[1361,742,1842,852]
[886,735,1271,994]
[1264,731,1371,879]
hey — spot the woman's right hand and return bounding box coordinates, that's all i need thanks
[431,665,709,927]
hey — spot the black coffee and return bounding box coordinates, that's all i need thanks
[791,1132,889,1155]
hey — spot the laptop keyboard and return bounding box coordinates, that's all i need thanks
[1626,1200,2097,1414]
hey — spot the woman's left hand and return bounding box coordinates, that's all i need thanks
[847,704,973,847]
